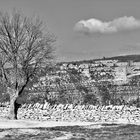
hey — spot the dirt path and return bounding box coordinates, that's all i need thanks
[0,119,98,129]
[0,119,139,129]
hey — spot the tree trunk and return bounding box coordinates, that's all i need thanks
[8,89,21,120]
[9,96,18,119]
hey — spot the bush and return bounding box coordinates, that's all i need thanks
[83,94,97,105]
[0,93,10,103]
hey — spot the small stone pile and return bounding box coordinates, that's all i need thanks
[1,102,140,123]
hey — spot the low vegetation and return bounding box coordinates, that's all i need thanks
[1,124,140,140]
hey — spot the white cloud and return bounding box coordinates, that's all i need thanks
[74,16,140,34]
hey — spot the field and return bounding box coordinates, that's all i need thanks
[1,123,140,140]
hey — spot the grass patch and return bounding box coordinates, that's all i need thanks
[101,123,119,126]
[0,124,140,140]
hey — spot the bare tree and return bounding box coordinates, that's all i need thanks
[0,10,55,119]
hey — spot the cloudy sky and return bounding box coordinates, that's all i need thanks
[1,0,140,61]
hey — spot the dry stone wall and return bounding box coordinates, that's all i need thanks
[0,102,140,123]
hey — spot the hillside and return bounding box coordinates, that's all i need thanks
[58,54,140,65]
[102,55,140,62]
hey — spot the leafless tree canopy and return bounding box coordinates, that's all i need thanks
[0,10,55,97]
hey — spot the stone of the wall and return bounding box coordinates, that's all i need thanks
[1,103,140,123]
